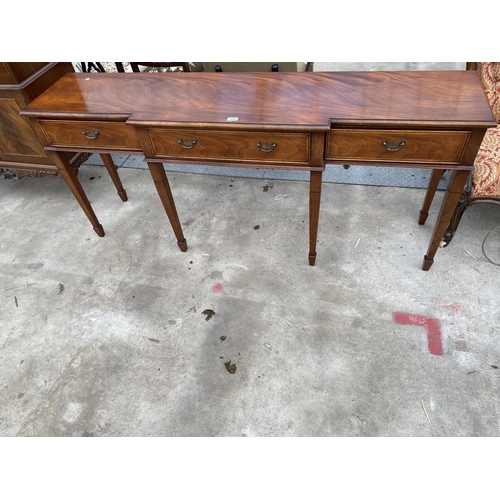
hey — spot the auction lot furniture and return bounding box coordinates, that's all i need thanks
[423,62,500,247]
[201,62,313,72]
[20,71,495,269]
[0,62,84,179]
[0,62,127,203]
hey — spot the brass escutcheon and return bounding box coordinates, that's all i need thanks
[256,141,277,153]
[82,129,100,140]
[382,140,406,152]
[178,138,197,149]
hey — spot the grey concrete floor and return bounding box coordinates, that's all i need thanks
[2,62,500,438]
[1,164,499,437]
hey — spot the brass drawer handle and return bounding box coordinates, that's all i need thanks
[178,138,197,149]
[82,129,100,140]
[256,141,277,153]
[382,140,406,152]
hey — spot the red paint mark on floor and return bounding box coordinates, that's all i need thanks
[431,299,466,351]
[393,312,443,356]
[212,283,223,293]
[431,298,461,314]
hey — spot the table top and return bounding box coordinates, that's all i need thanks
[22,71,496,131]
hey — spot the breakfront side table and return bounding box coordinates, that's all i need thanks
[21,71,495,269]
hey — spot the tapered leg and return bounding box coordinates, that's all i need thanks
[309,170,323,266]
[46,150,105,236]
[147,162,187,252]
[100,154,128,201]
[419,168,444,225]
[422,169,471,270]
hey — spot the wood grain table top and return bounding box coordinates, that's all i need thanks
[22,71,496,131]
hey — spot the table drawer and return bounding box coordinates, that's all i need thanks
[38,120,142,151]
[326,129,470,164]
[146,129,311,165]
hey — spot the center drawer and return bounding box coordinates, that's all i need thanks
[38,120,142,151]
[326,129,470,164]
[146,129,311,165]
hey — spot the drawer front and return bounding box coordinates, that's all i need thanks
[147,129,311,164]
[39,120,142,151]
[326,129,470,164]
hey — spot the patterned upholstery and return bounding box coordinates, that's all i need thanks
[470,63,500,199]
[437,63,500,246]
[471,125,500,199]
[478,62,500,122]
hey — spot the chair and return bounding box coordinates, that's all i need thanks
[80,62,106,72]
[130,62,191,72]
[116,62,192,73]
[440,62,500,246]
[201,62,313,72]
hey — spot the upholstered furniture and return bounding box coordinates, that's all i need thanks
[129,62,191,73]
[80,62,106,73]
[111,63,313,73]
[441,62,500,245]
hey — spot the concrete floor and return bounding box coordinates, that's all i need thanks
[1,62,499,437]
[2,164,500,437]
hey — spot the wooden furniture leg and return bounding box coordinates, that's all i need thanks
[422,169,471,270]
[147,162,187,252]
[99,153,128,201]
[309,170,323,266]
[46,150,105,236]
[419,168,445,225]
